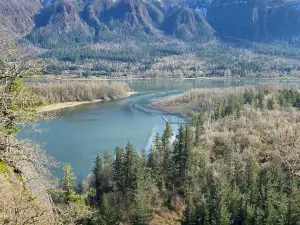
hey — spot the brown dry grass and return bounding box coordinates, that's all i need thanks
[0,162,54,225]
[149,208,183,225]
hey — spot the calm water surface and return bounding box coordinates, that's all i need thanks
[20,79,276,177]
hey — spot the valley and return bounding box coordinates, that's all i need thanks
[3,0,300,224]
[2,0,300,79]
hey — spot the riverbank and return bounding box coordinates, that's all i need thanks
[148,84,293,118]
[24,76,300,84]
[38,92,137,112]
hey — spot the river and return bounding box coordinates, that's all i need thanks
[20,79,278,177]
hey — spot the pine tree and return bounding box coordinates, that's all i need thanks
[218,171,231,225]
[61,163,77,202]
[181,196,196,225]
[140,148,147,168]
[103,149,112,169]
[113,147,125,192]
[191,113,205,146]
[288,178,300,225]
[93,154,103,203]
[173,125,185,189]
[124,142,139,202]
[257,90,265,109]
[153,133,162,151]
[173,125,194,193]
[93,194,118,225]
[148,146,162,189]
[131,180,150,225]
[161,122,174,148]
[102,149,113,194]
[161,123,174,195]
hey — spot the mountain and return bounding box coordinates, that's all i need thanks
[99,0,164,34]
[29,0,93,47]
[161,8,215,40]
[27,0,214,45]
[0,0,41,37]
[81,0,114,38]
[2,0,300,47]
[206,0,300,41]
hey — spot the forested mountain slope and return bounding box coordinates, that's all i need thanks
[2,0,300,79]
[2,0,300,44]
[29,0,93,47]
[161,8,215,40]
[0,0,41,37]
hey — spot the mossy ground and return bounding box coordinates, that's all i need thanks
[0,161,8,174]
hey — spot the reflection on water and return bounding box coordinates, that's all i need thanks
[20,79,279,177]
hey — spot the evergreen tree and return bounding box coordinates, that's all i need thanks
[161,123,174,196]
[131,181,150,225]
[102,149,113,194]
[140,148,147,168]
[113,147,125,192]
[173,125,185,189]
[61,163,77,202]
[153,133,162,151]
[92,194,118,225]
[124,142,139,202]
[257,90,265,109]
[191,113,205,146]
[173,125,194,193]
[161,122,173,148]
[181,196,196,225]
[93,154,103,203]
[288,180,300,225]
[148,146,162,189]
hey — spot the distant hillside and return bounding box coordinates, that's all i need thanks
[207,0,300,41]
[100,0,164,34]
[161,8,215,41]
[81,0,114,39]
[26,0,215,46]
[0,0,41,37]
[29,0,93,47]
[1,0,300,46]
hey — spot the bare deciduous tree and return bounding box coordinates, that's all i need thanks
[0,37,58,224]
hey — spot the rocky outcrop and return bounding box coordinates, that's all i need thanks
[0,161,55,224]
[100,0,163,34]
[161,8,215,40]
[207,0,300,41]
[29,0,93,47]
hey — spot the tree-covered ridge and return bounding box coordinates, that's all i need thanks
[3,0,300,79]
[4,0,300,45]
[54,85,300,224]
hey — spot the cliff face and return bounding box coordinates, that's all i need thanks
[206,0,300,41]
[27,0,215,44]
[29,0,93,47]
[100,0,164,34]
[1,0,300,45]
[0,161,54,224]
[161,8,215,40]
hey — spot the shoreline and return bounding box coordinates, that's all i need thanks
[38,92,138,113]
[24,76,300,83]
